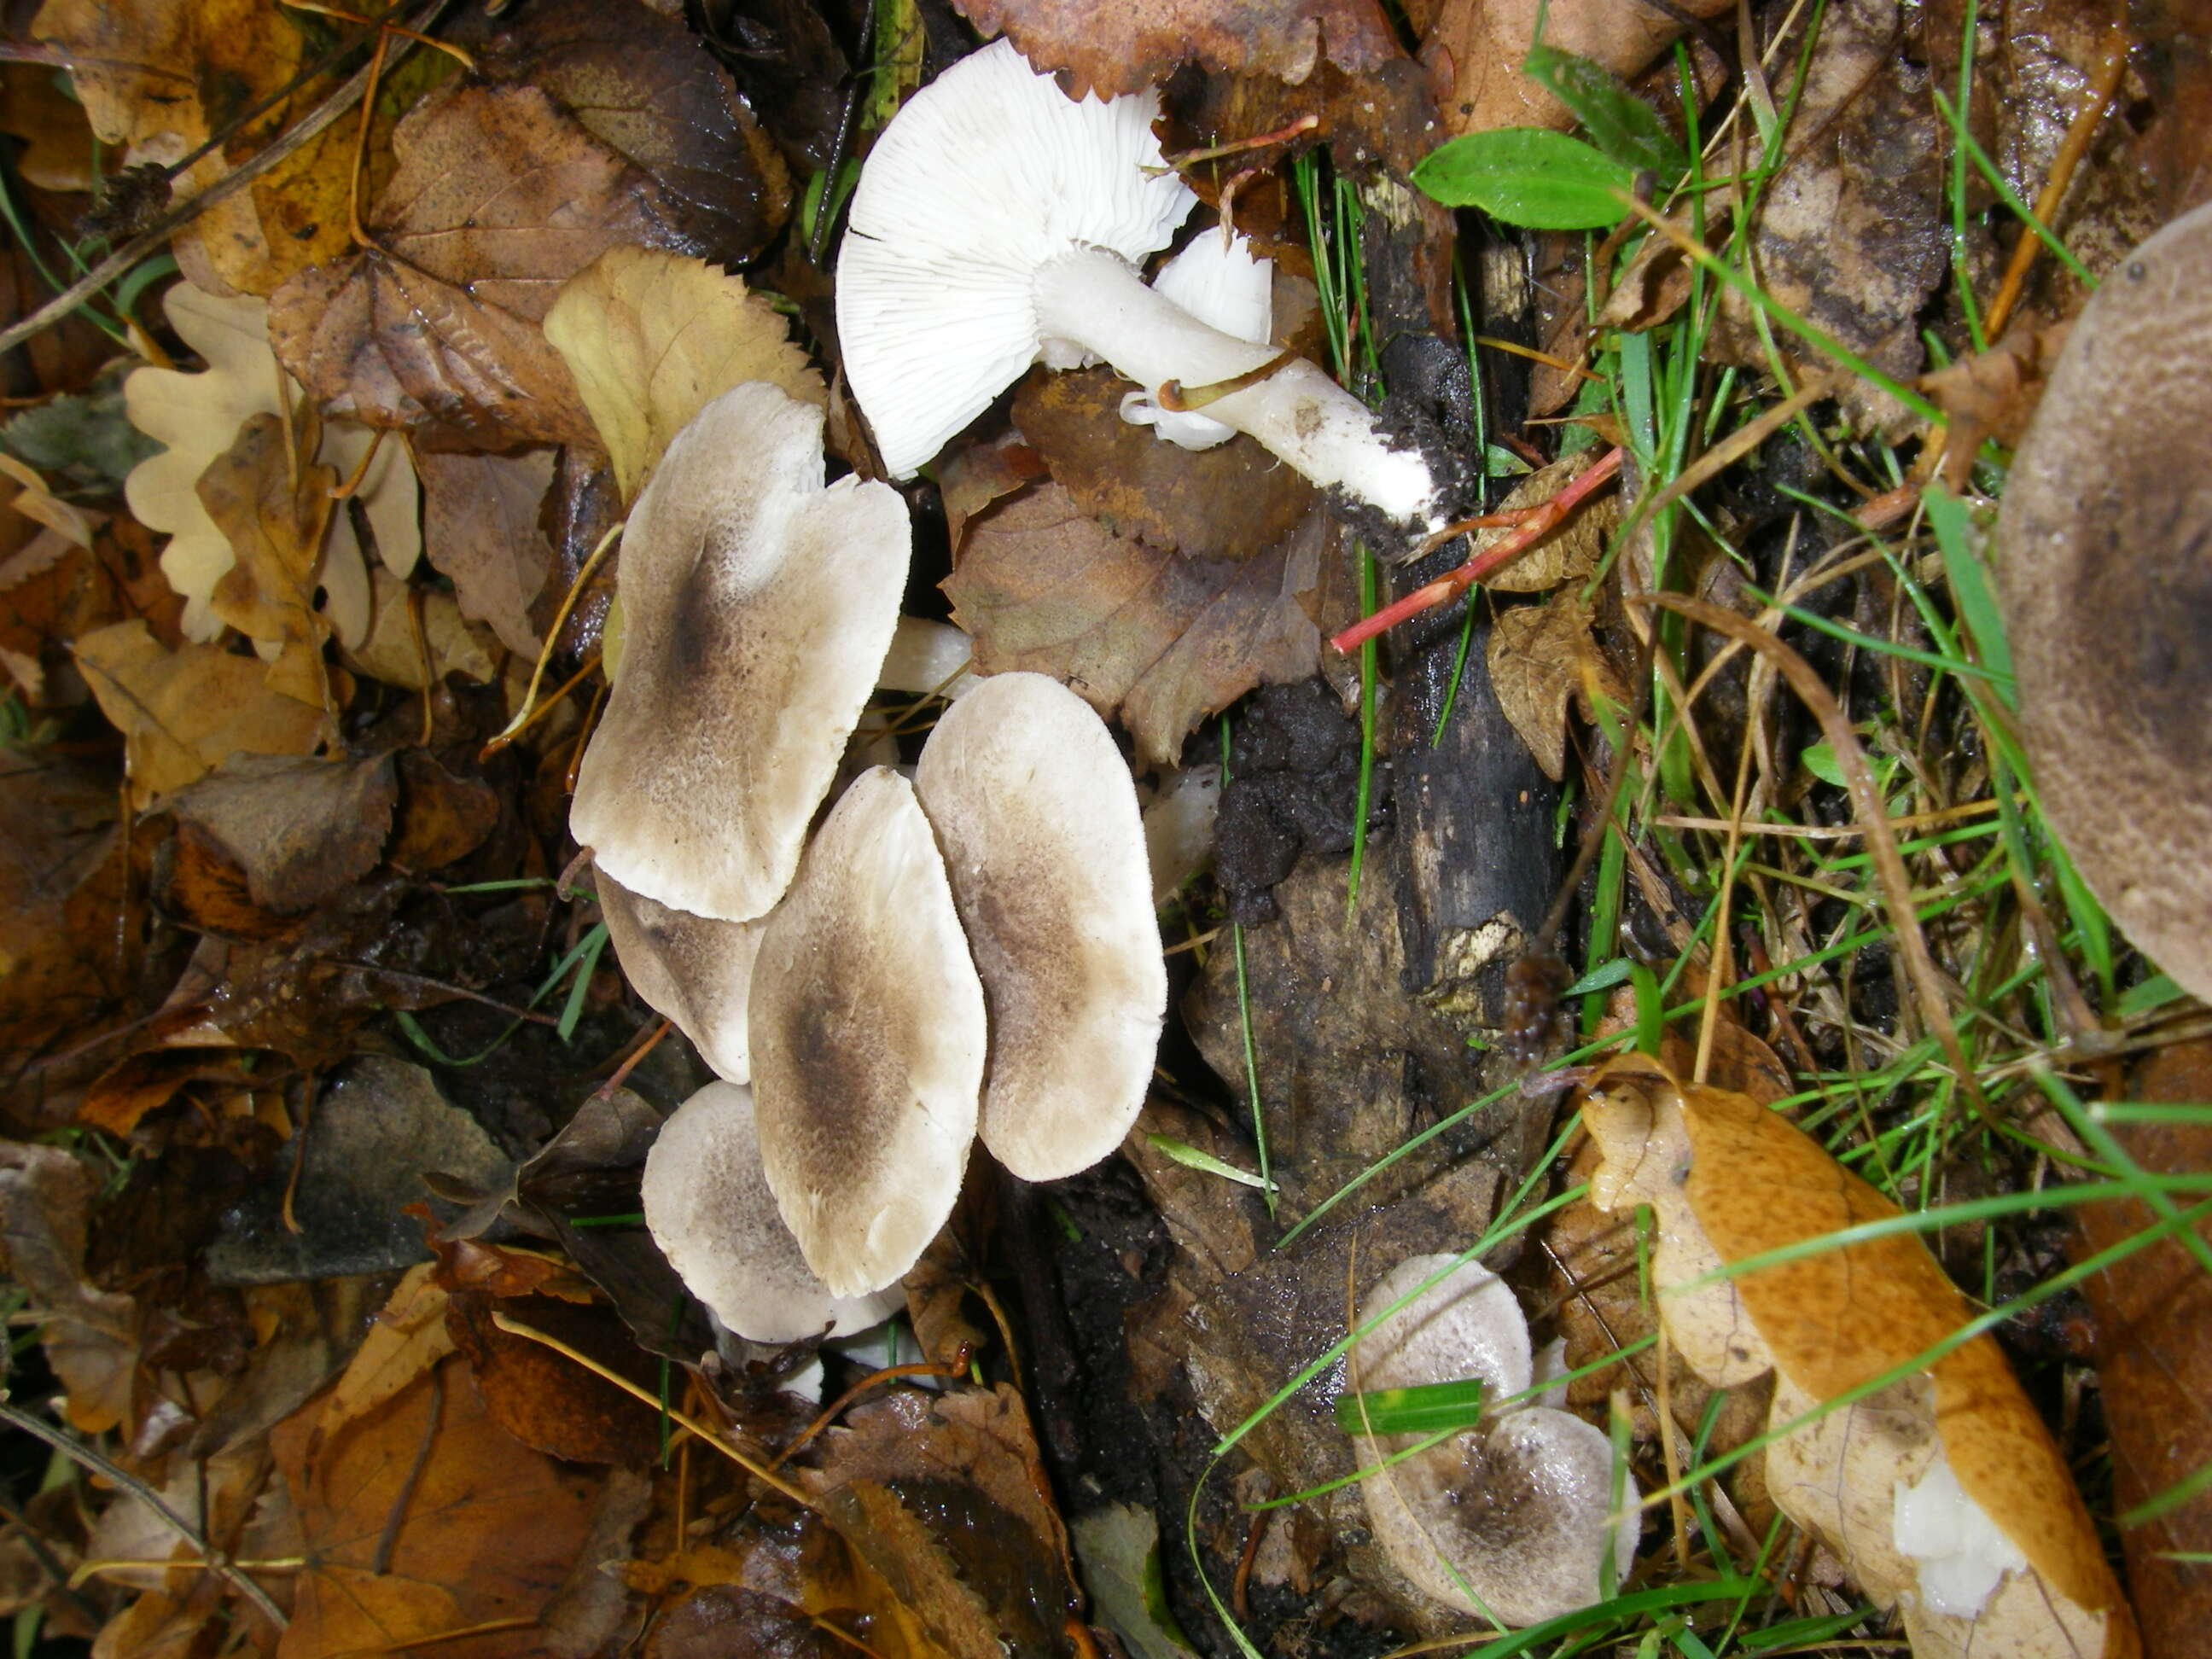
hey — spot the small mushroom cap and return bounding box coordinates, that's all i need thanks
[749,768,987,1298]
[912,672,1166,1181]
[570,381,910,921]
[1353,1254,1639,1627]
[836,38,1196,477]
[641,1081,901,1343]
[1997,199,2212,1002]
[596,870,762,1085]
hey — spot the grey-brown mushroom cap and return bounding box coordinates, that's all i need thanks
[1352,1255,1639,1627]
[749,768,987,1299]
[1996,199,2212,1003]
[912,672,1166,1182]
[596,871,763,1086]
[569,381,911,923]
[640,1082,901,1343]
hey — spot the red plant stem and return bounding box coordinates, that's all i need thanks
[1329,446,1623,655]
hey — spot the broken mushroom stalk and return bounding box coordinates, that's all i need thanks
[836,38,1445,533]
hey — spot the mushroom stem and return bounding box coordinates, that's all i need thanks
[1033,246,1443,531]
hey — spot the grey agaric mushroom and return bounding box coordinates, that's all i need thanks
[748,768,987,1299]
[1996,199,2212,1003]
[1350,1254,1639,1627]
[570,381,910,923]
[913,672,1166,1180]
[641,1081,900,1342]
[595,872,761,1085]
[836,39,1443,530]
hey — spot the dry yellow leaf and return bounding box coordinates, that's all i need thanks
[1581,1055,2135,1659]
[73,620,327,805]
[544,246,824,503]
[201,414,334,682]
[122,286,418,644]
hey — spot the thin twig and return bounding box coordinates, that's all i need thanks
[0,1400,289,1629]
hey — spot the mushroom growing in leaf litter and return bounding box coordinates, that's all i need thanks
[1117,229,1274,451]
[642,1080,901,1343]
[594,871,761,1086]
[569,381,910,923]
[836,39,1444,531]
[1995,197,2212,1004]
[1349,1254,1640,1627]
[748,768,987,1300]
[913,671,1166,1182]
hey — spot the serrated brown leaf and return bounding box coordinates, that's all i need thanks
[270,82,675,452]
[944,482,1322,764]
[1011,369,1314,562]
[952,0,1401,99]
[274,1355,597,1659]
[800,1388,1080,1659]
[73,620,327,806]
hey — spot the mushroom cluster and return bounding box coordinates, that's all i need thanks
[570,382,1165,1336]
[835,38,1447,533]
[1349,1254,1640,1627]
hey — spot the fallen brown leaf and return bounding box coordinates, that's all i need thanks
[273,1353,599,1659]
[0,1141,139,1433]
[199,415,335,712]
[800,1387,1080,1659]
[416,451,558,659]
[1422,0,1730,135]
[944,482,1323,764]
[1011,369,1313,562]
[73,620,328,806]
[544,247,825,503]
[952,0,1401,97]
[270,81,675,452]
[167,753,398,914]
[341,568,500,694]
[0,752,133,1051]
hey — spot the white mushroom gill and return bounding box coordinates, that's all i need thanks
[1893,1456,2029,1618]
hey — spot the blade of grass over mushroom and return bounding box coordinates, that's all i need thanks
[1332,1378,1488,1436]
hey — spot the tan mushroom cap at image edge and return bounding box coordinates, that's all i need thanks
[913,672,1166,1182]
[1995,197,2212,1003]
[594,870,762,1086]
[640,1080,901,1344]
[748,768,987,1300]
[569,381,911,923]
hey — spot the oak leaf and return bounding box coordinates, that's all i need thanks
[545,247,825,504]
[199,414,335,713]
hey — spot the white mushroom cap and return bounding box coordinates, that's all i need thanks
[1120,231,1275,451]
[596,870,763,1086]
[749,768,987,1298]
[641,1081,902,1343]
[877,616,976,701]
[912,673,1166,1181]
[1352,1255,1640,1627]
[836,38,1196,477]
[569,382,911,922]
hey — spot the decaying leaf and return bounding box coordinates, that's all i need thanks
[123,285,417,643]
[1472,451,1618,593]
[545,247,825,503]
[952,0,1399,96]
[1011,369,1313,562]
[342,568,501,693]
[1488,597,1581,783]
[273,1353,598,1659]
[1420,0,1729,136]
[0,753,132,1050]
[167,753,399,915]
[0,1141,139,1433]
[416,451,557,660]
[943,481,1323,764]
[271,82,673,452]
[200,414,335,713]
[73,619,328,806]
[1580,1054,2137,1659]
[800,1387,1081,1659]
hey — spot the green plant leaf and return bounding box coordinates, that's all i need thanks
[1144,1134,1272,1190]
[1522,44,1685,178]
[1412,129,1638,230]
[1333,1377,1487,1435]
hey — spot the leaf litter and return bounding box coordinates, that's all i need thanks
[0,2,2204,1657]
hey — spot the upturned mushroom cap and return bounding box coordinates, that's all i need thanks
[912,672,1166,1181]
[569,381,910,921]
[595,870,762,1085]
[1996,198,2212,1002]
[749,768,987,1298]
[836,38,1196,476]
[1352,1254,1639,1627]
[641,1081,901,1343]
